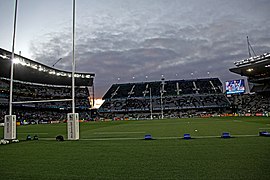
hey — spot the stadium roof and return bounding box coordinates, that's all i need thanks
[229,53,270,81]
[0,48,94,86]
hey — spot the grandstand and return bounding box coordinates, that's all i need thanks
[230,52,270,93]
[229,52,270,116]
[98,78,231,119]
[0,48,95,123]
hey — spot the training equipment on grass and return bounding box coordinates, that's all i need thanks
[12,139,19,143]
[259,131,270,137]
[56,135,64,141]
[144,134,153,140]
[221,132,231,138]
[1,139,10,145]
[183,134,191,139]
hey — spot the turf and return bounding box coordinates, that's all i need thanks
[1,117,270,179]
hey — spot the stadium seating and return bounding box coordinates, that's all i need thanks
[0,78,92,123]
[99,78,230,119]
[228,93,270,115]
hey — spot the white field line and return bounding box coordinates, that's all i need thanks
[259,128,270,129]
[17,132,49,134]
[230,134,258,137]
[233,120,242,122]
[39,138,56,140]
[79,134,259,141]
[38,134,259,141]
[93,132,146,135]
[80,137,141,141]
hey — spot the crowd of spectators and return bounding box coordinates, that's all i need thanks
[0,79,92,123]
[100,94,230,112]
[228,93,270,115]
[99,78,230,119]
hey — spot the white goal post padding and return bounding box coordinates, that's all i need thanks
[4,115,16,140]
[67,113,79,140]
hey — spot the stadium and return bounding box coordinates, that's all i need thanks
[0,48,95,124]
[2,47,269,124]
[1,1,270,179]
[1,46,270,179]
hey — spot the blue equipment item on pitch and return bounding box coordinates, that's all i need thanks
[144,134,152,140]
[259,131,270,137]
[221,132,231,138]
[183,134,191,139]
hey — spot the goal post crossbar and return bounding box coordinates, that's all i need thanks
[12,99,73,104]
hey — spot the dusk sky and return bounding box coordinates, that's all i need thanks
[0,0,270,98]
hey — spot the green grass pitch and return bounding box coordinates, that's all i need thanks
[1,117,270,179]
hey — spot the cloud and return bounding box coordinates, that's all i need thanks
[29,0,270,97]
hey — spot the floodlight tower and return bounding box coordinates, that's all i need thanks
[160,75,165,119]
[149,87,153,119]
[4,0,18,140]
[67,0,79,140]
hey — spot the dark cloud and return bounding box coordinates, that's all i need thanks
[29,0,270,98]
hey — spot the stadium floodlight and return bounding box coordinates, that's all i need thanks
[31,65,38,70]
[0,54,10,59]
[49,70,56,75]
[160,76,165,119]
[20,61,27,66]
[234,52,270,67]
[150,87,153,119]
[12,58,20,64]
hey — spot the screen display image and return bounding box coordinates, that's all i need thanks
[225,79,245,94]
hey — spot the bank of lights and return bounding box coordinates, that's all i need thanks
[234,52,270,67]
[5,56,92,79]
